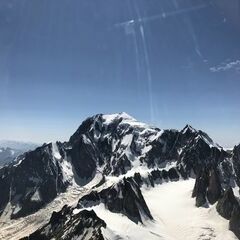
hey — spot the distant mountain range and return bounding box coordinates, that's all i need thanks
[0,113,240,240]
[0,141,38,167]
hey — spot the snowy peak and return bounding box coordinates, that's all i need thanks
[101,112,137,124]
[0,113,234,224]
[70,112,154,144]
[68,112,163,177]
[1,113,240,239]
[180,124,222,150]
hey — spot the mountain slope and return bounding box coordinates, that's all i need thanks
[0,113,239,239]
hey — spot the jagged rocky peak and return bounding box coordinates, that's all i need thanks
[216,188,239,220]
[0,112,233,224]
[78,177,153,223]
[192,167,223,207]
[180,124,222,150]
[0,141,71,219]
[69,112,156,143]
[68,112,164,178]
[232,144,240,187]
[20,207,107,240]
[233,144,240,158]
[229,205,240,239]
[181,124,197,134]
[0,113,239,239]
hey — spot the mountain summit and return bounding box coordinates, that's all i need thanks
[0,113,239,240]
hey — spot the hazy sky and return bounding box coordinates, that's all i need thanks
[0,0,240,147]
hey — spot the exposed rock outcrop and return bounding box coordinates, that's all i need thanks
[20,207,106,240]
[0,143,69,219]
[78,178,153,223]
[216,188,239,220]
[192,168,222,207]
[229,205,240,239]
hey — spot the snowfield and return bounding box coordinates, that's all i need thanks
[142,179,237,240]
[0,178,237,239]
[90,179,237,240]
[0,176,237,240]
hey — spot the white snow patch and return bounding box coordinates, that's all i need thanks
[13,159,23,167]
[148,130,164,142]
[72,208,81,215]
[92,203,170,240]
[12,204,21,215]
[102,112,136,124]
[61,158,74,183]
[82,134,91,144]
[31,190,41,202]
[121,134,133,147]
[51,142,61,160]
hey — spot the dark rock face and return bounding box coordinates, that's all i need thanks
[233,144,240,187]
[230,205,240,239]
[168,168,179,181]
[0,167,11,213]
[69,135,97,182]
[192,167,223,207]
[216,188,239,220]
[206,169,223,205]
[127,167,181,189]
[143,129,179,167]
[218,158,235,187]
[133,172,143,186]
[0,143,69,219]
[78,191,101,208]
[179,136,224,176]
[162,170,169,180]
[192,169,209,207]
[150,169,162,182]
[78,178,153,223]
[215,186,240,239]
[20,207,106,240]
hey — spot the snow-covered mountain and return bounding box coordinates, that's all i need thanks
[0,113,239,240]
[0,141,38,167]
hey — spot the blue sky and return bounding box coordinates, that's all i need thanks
[0,0,240,147]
